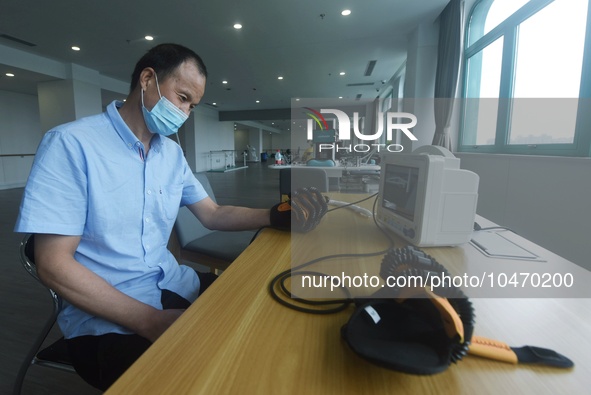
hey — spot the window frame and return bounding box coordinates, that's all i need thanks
[458,0,591,157]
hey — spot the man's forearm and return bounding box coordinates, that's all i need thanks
[188,199,271,231]
[207,206,271,231]
[34,234,173,341]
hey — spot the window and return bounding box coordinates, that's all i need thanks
[459,0,591,156]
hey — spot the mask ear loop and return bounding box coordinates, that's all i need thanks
[141,71,163,108]
[153,73,163,98]
[141,88,146,108]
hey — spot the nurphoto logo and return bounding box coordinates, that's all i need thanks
[304,107,418,153]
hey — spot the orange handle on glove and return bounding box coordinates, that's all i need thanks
[469,336,519,364]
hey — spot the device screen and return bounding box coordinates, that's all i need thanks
[382,164,419,221]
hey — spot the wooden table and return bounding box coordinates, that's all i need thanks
[106,194,591,395]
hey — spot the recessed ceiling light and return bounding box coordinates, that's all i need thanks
[339,72,346,76]
[145,35,154,41]
[222,80,228,84]
[71,46,81,51]
[233,23,243,29]
[277,76,284,80]
[212,102,217,106]
[256,100,260,103]
[295,98,300,101]
[341,9,352,16]
[5,72,15,77]
[339,96,343,99]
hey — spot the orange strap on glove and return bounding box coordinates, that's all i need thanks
[270,187,328,232]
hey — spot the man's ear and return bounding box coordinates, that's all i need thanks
[139,67,156,91]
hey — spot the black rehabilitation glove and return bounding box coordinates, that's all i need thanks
[270,187,329,232]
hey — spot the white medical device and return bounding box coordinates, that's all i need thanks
[376,146,479,246]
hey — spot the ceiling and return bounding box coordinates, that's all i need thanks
[0,0,448,132]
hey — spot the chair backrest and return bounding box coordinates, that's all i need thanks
[174,173,216,248]
[14,234,75,395]
[279,167,329,202]
[20,233,38,280]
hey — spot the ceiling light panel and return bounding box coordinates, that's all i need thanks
[364,60,377,76]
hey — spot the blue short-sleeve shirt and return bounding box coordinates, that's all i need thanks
[15,100,208,338]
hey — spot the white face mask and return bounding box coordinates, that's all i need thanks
[141,73,188,136]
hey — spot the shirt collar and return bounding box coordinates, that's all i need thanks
[106,100,162,154]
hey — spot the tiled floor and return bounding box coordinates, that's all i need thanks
[0,163,279,395]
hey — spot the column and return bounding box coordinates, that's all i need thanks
[37,63,102,132]
[403,22,439,151]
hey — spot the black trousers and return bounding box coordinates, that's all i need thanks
[66,271,218,391]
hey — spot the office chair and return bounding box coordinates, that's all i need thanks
[174,173,256,273]
[279,167,329,202]
[13,234,76,395]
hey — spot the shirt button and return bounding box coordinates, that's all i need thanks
[147,190,152,195]
[145,217,150,223]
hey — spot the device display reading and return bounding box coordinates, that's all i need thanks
[382,164,419,221]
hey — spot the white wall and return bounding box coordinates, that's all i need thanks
[37,80,77,132]
[271,131,291,152]
[457,153,591,270]
[262,133,272,154]
[187,106,235,172]
[234,129,250,154]
[0,91,42,189]
[262,132,291,154]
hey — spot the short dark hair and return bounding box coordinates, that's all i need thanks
[129,43,208,92]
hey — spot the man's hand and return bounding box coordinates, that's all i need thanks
[139,308,186,343]
[270,187,329,232]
